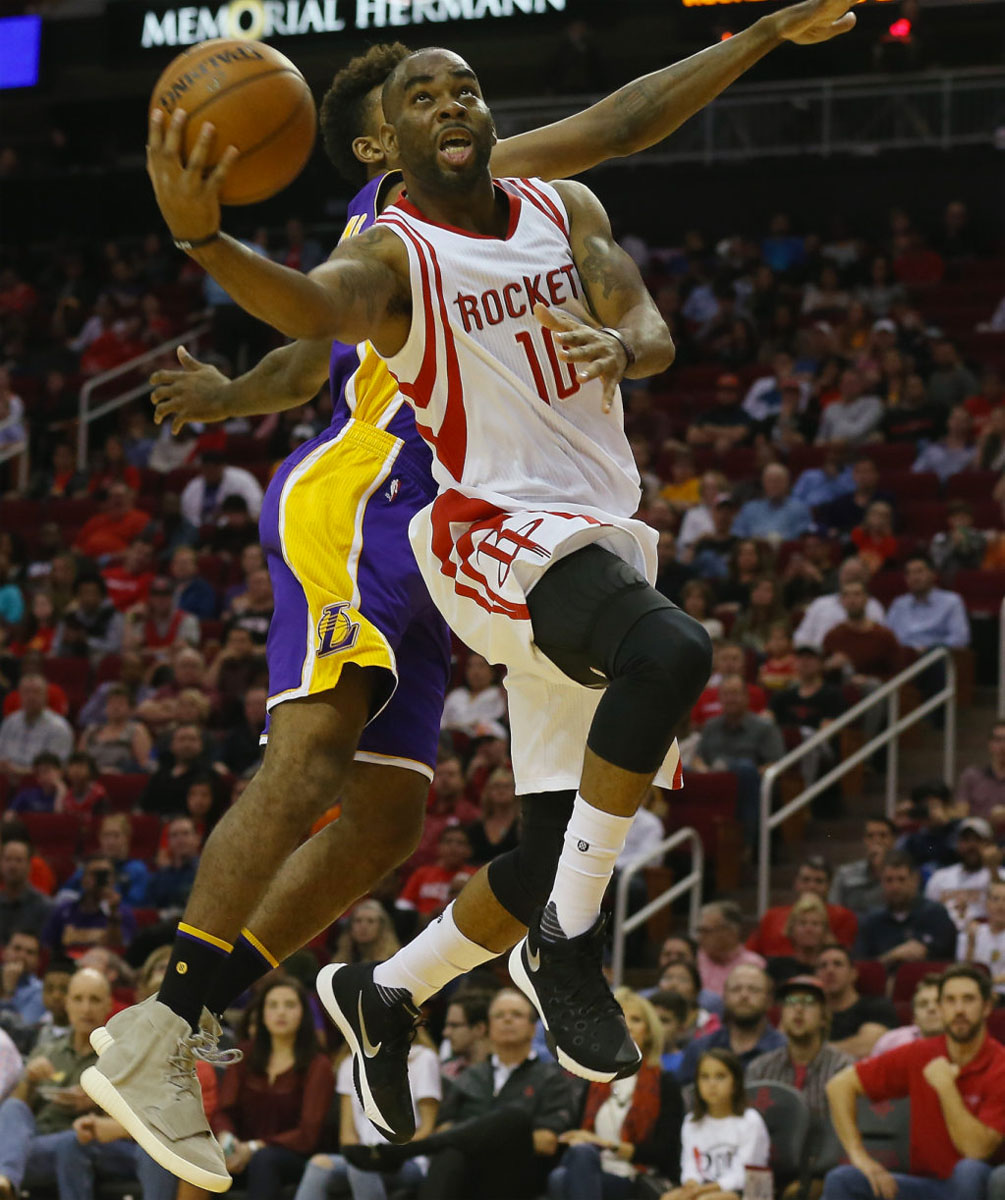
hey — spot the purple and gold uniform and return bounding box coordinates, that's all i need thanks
[259,172,450,779]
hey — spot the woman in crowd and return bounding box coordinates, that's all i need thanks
[9,590,57,655]
[680,580,725,643]
[550,988,684,1200]
[466,767,520,865]
[732,575,787,656]
[661,1049,770,1200]
[211,977,334,1200]
[293,1030,441,1200]
[718,539,772,611]
[331,899,401,965]
[765,893,836,986]
[439,652,507,739]
[79,682,153,773]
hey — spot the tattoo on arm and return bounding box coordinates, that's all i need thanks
[613,78,656,123]
[578,235,633,302]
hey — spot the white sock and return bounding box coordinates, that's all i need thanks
[545,794,634,938]
[372,902,496,1004]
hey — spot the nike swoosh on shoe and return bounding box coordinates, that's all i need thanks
[358,994,382,1059]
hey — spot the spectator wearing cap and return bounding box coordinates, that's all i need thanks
[886,554,970,652]
[168,546,218,621]
[824,965,1005,1200]
[131,575,200,662]
[818,457,892,537]
[0,675,74,780]
[732,464,812,541]
[73,484,151,560]
[54,575,124,662]
[816,368,885,446]
[796,558,887,650]
[912,405,977,484]
[855,850,958,967]
[869,973,944,1057]
[748,976,852,1120]
[686,373,753,451]
[748,857,858,958]
[955,723,1005,827]
[924,817,997,934]
[179,450,263,528]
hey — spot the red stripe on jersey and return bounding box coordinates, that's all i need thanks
[521,179,568,237]
[429,490,530,620]
[509,179,566,236]
[379,215,468,481]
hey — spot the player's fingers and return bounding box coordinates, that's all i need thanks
[533,302,575,332]
[208,145,240,194]
[163,106,187,160]
[559,340,606,363]
[149,369,178,388]
[172,415,190,437]
[177,345,201,370]
[186,122,215,176]
[554,327,595,350]
[147,108,165,155]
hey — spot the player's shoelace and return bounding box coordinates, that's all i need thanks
[165,1031,242,1093]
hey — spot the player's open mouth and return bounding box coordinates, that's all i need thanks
[438,130,473,165]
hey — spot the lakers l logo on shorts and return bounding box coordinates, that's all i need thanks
[317,601,361,657]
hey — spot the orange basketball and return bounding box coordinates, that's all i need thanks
[150,38,316,206]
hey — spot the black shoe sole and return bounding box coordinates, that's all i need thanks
[316,963,415,1145]
[508,938,641,1083]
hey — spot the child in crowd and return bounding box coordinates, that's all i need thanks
[962,877,1005,1002]
[758,622,798,692]
[662,1048,770,1200]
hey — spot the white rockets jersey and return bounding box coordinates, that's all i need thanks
[376,178,643,517]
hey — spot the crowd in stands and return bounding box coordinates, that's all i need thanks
[0,194,1004,1196]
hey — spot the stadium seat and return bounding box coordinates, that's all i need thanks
[853,960,887,998]
[99,773,148,813]
[44,657,92,717]
[953,570,1005,617]
[746,1081,811,1184]
[130,814,162,864]
[892,960,955,1003]
[854,1095,911,1172]
[988,1008,1005,1046]
[945,470,1000,502]
[20,813,82,856]
[95,654,123,684]
[898,500,949,539]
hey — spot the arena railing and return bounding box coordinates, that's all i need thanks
[757,647,957,916]
[611,825,703,988]
[76,322,211,471]
[493,67,1005,163]
[998,598,1005,719]
[0,419,29,492]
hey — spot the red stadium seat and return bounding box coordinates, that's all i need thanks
[892,960,955,1003]
[953,570,1005,617]
[130,814,162,864]
[20,813,82,856]
[863,443,916,470]
[43,657,92,719]
[868,571,905,608]
[945,470,1001,502]
[898,502,949,540]
[853,960,887,997]
[99,774,148,813]
[989,1008,1005,1046]
[95,655,123,684]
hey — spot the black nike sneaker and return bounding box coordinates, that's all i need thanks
[316,962,421,1144]
[508,903,642,1083]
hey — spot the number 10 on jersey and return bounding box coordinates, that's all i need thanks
[515,327,582,406]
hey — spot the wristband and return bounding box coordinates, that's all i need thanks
[173,231,221,252]
[600,327,636,374]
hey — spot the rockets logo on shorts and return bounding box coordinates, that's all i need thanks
[475,518,551,588]
[317,601,361,657]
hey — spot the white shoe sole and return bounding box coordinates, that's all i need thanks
[80,1065,232,1193]
[316,963,398,1139]
[508,938,623,1084]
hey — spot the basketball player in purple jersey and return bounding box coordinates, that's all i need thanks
[84,1,864,1188]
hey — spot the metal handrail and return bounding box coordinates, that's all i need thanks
[76,322,211,470]
[757,647,957,916]
[611,825,704,988]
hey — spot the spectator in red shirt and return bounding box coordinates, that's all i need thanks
[823,964,1005,1200]
[396,827,477,925]
[849,500,899,574]
[691,641,768,729]
[74,484,151,560]
[747,856,858,957]
[101,540,155,613]
[88,434,142,498]
[410,756,481,869]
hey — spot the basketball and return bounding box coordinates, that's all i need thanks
[150,38,316,206]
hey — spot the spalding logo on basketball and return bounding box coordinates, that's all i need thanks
[150,38,316,206]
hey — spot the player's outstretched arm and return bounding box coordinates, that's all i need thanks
[146,108,410,349]
[537,180,673,413]
[489,0,860,181]
[150,339,331,435]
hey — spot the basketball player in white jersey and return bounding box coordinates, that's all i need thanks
[138,26,859,1149]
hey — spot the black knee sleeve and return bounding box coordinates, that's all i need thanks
[527,544,713,774]
[588,604,713,773]
[487,790,575,924]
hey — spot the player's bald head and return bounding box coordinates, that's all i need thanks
[381,47,477,122]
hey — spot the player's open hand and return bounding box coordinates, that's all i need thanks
[146,107,239,243]
[773,0,860,44]
[150,345,231,434]
[534,303,625,415]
